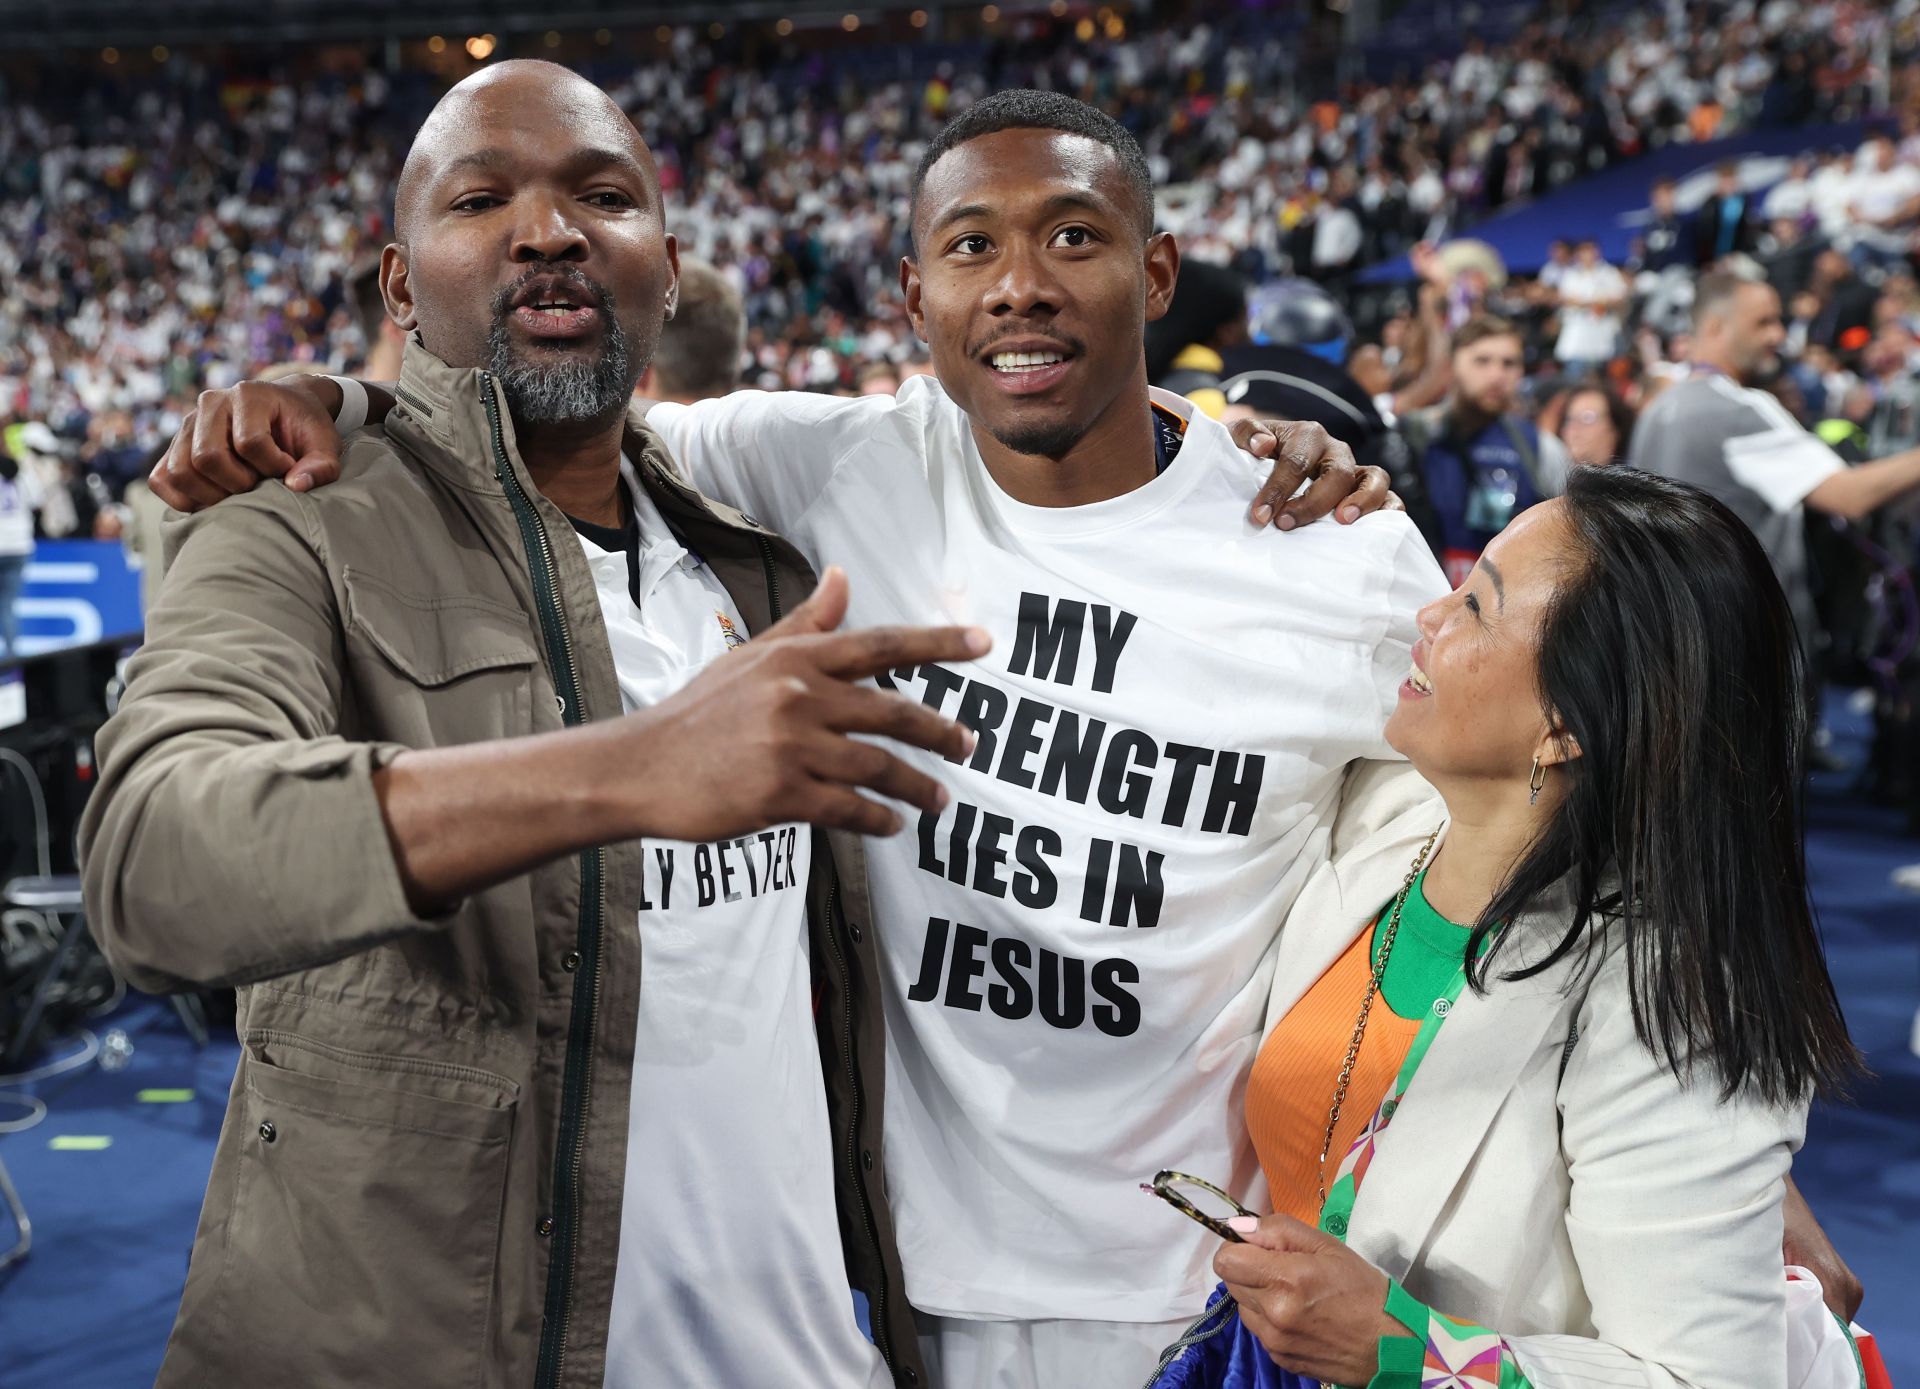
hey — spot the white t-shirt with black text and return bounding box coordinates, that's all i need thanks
[650,381,1446,1322]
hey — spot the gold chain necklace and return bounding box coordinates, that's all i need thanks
[1315,825,1443,1208]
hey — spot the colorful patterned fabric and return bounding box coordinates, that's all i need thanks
[1314,956,1466,1244]
[1370,1279,1530,1389]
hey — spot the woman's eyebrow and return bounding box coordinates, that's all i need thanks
[1479,559,1506,610]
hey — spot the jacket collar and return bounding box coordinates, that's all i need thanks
[384,336,509,493]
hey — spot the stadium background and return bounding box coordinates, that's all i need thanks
[1,0,1918,1382]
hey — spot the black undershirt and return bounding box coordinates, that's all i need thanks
[566,500,644,608]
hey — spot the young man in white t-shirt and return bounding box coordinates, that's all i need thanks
[653,95,1443,1387]
[146,89,1430,1388]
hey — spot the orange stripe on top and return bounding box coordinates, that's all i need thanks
[1246,926,1422,1225]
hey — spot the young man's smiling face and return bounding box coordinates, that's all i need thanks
[902,126,1178,460]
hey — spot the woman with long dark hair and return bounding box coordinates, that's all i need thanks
[1153,466,1860,1388]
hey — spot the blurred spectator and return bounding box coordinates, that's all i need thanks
[1696,162,1762,266]
[1554,239,1630,374]
[1636,178,1692,274]
[0,441,39,657]
[1145,261,1253,400]
[1537,240,1575,293]
[349,258,408,383]
[1810,146,1867,243]
[1540,378,1635,467]
[1805,249,1881,355]
[856,363,902,397]
[1400,314,1571,586]
[1763,155,1819,226]
[1632,270,1920,662]
[5,421,77,538]
[636,258,746,405]
[1861,321,1920,456]
[1846,132,1920,272]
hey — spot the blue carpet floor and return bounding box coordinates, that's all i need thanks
[1,692,1916,1387]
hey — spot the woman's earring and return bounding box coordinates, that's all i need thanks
[1528,756,1547,806]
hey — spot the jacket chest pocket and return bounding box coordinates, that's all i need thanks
[342,567,546,743]
[180,1037,519,1388]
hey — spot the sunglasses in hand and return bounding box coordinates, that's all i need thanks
[1140,1169,1258,1244]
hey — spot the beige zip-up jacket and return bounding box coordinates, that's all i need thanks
[79,341,926,1389]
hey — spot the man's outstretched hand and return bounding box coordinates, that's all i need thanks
[1229,417,1399,530]
[151,377,348,511]
[374,567,989,912]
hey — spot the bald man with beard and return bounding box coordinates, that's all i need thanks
[80,62,993,1389]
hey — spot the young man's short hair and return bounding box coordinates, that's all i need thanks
[1451,314,1522,356]
[651,258,746,401]
[908,89,1155,250]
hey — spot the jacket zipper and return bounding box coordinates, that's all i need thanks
[481,373,607,1389]
[755,534,895,1373]
[823,882,894,1370]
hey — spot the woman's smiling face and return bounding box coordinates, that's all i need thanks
[1388,500,1576,796]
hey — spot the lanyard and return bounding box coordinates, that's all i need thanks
[1314,949,1477,1243]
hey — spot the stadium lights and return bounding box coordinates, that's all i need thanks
[842,13,860,31]
[427,35,446,53]
[465,34,497,59]
[100,46,118,63]
[544,31,561,47]
[1051,0,1069,14]
[983,4,1000,21]
[151,45,169,61]
[1104,14,1125,37]
[777,18,794,35]
[1074,17,1094,39]
[910,9,928,26]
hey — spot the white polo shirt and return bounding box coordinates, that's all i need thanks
[588,462,888,1389]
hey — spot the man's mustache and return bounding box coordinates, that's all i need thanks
[489,266,617,321]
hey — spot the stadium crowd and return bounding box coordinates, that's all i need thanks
[1,0,1911,468]
[6,0,1920,849]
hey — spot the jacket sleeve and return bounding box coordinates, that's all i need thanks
[1496,955,1805,1389]
[79,485,443,994]
[1372,1283,1534,1388]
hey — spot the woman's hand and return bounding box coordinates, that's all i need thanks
[1215,1213,1399,1389]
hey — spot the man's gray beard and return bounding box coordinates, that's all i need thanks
[487,314,633,425]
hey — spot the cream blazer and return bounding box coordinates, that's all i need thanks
[1266,781,1807,1389]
